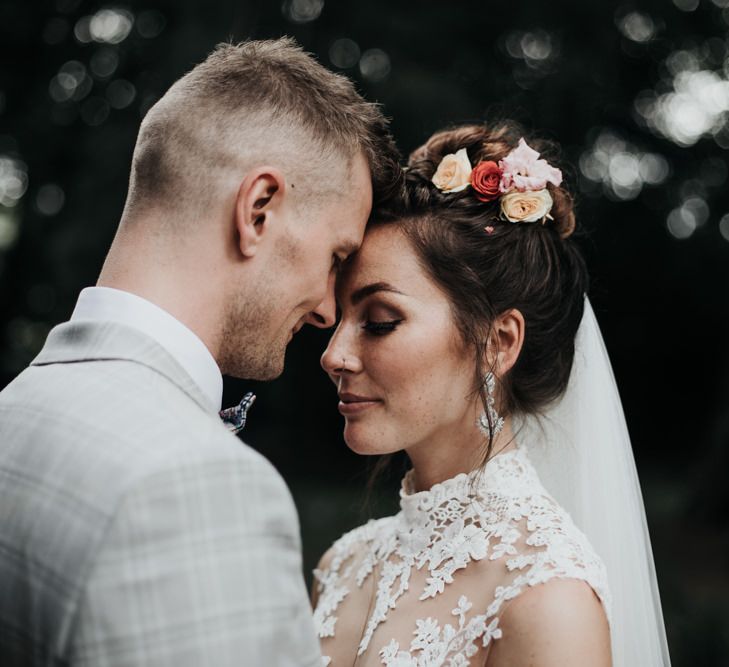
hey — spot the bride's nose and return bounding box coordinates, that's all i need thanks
[321,331,361,378]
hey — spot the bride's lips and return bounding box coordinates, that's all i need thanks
[338,392,381,415]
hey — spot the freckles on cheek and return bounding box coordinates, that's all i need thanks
[381,349,442,428]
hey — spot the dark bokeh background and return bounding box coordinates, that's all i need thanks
[2,0,728,663]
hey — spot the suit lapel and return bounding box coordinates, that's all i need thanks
[31,320,217,415]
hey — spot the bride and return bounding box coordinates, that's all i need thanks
[312,122,671,666]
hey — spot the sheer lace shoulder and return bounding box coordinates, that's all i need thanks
[313,446,611,667]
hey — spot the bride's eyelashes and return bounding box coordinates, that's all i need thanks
[363,319,403,336]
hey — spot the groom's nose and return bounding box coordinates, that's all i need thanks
[303,275,337,329]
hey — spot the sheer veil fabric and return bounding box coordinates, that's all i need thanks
[515,296,671,666]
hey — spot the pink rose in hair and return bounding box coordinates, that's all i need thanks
[499,138,563,193]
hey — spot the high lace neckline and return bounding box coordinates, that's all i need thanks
[399,445,534,525]
[313,441,611,667]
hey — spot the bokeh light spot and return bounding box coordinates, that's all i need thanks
[636,53,729,147]
[282,0,324,24]
[719,213,729,240]
[107,79,136,109]
[329,38,360,69]
[666,196,709,239]
[639,153,670,184]
[89,9,134,44]
[90,47,119,79]
[74,16,92,43]
[521,31,552,60]
[35,184,65,216]
[503,30,556,72]
[49,61,92,104]
[682,196,710,226]
[580,130,669,200]
[0,209,19,250]
[359,49,391,83]
[666,207,696,239]
[617,11,656,43]
[0,156,28,207]
[673,0,699,11]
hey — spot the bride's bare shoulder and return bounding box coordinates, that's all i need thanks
[311,516,396,606]
[486,578,612,667]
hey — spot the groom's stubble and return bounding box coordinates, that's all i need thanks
[218,233,302,380]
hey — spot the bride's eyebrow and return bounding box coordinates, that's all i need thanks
[350,282,405,305]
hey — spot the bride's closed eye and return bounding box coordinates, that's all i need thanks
[363,318,403,336]
[360,300,405,336]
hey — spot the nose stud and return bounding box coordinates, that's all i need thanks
[341,357,348,372]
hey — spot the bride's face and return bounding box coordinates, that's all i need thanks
[321,224,482,456]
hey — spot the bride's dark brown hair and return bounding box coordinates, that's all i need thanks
[372,120,588,472]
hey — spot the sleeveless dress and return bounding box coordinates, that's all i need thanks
[313,444,612,666]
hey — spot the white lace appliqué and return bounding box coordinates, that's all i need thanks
[377,595,502,667]
[313,446,611,667]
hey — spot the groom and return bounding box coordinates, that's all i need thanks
[0,39,399,666]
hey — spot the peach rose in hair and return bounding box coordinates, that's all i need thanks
[432,148,472,192]
[500,188,554,223]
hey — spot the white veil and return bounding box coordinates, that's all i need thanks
[516,296,671,666]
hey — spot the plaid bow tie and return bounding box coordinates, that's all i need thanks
[219,392,256,434]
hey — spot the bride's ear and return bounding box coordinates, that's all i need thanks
[234,167,286,258]
[486,308,525,376]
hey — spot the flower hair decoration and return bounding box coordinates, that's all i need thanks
[431,138,563,225]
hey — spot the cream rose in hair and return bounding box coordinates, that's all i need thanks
[500,188,554,223]
[432,148,472,192]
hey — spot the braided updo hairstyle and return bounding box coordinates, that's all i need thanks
[373,121,588,462]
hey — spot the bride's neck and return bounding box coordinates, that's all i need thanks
[406,418,517,493]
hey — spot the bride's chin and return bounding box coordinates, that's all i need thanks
[343,425,399,456]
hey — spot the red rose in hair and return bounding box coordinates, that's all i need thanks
[471,161,502,202]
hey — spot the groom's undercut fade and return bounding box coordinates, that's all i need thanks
[124,38,401,221]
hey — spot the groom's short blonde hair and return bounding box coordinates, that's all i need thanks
[124,38,399,221]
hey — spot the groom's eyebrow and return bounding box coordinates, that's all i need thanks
[350,282,404,305]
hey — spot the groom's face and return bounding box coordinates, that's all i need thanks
[228,153,372,380]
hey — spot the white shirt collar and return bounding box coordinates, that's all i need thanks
[71,286,223,410]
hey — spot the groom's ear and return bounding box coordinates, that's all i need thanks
[234,167,286,258]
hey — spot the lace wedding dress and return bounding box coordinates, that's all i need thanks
[313,443,611,667]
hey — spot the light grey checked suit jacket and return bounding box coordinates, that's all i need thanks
[0,320,322,666]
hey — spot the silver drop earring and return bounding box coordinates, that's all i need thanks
[477,371,504,437]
